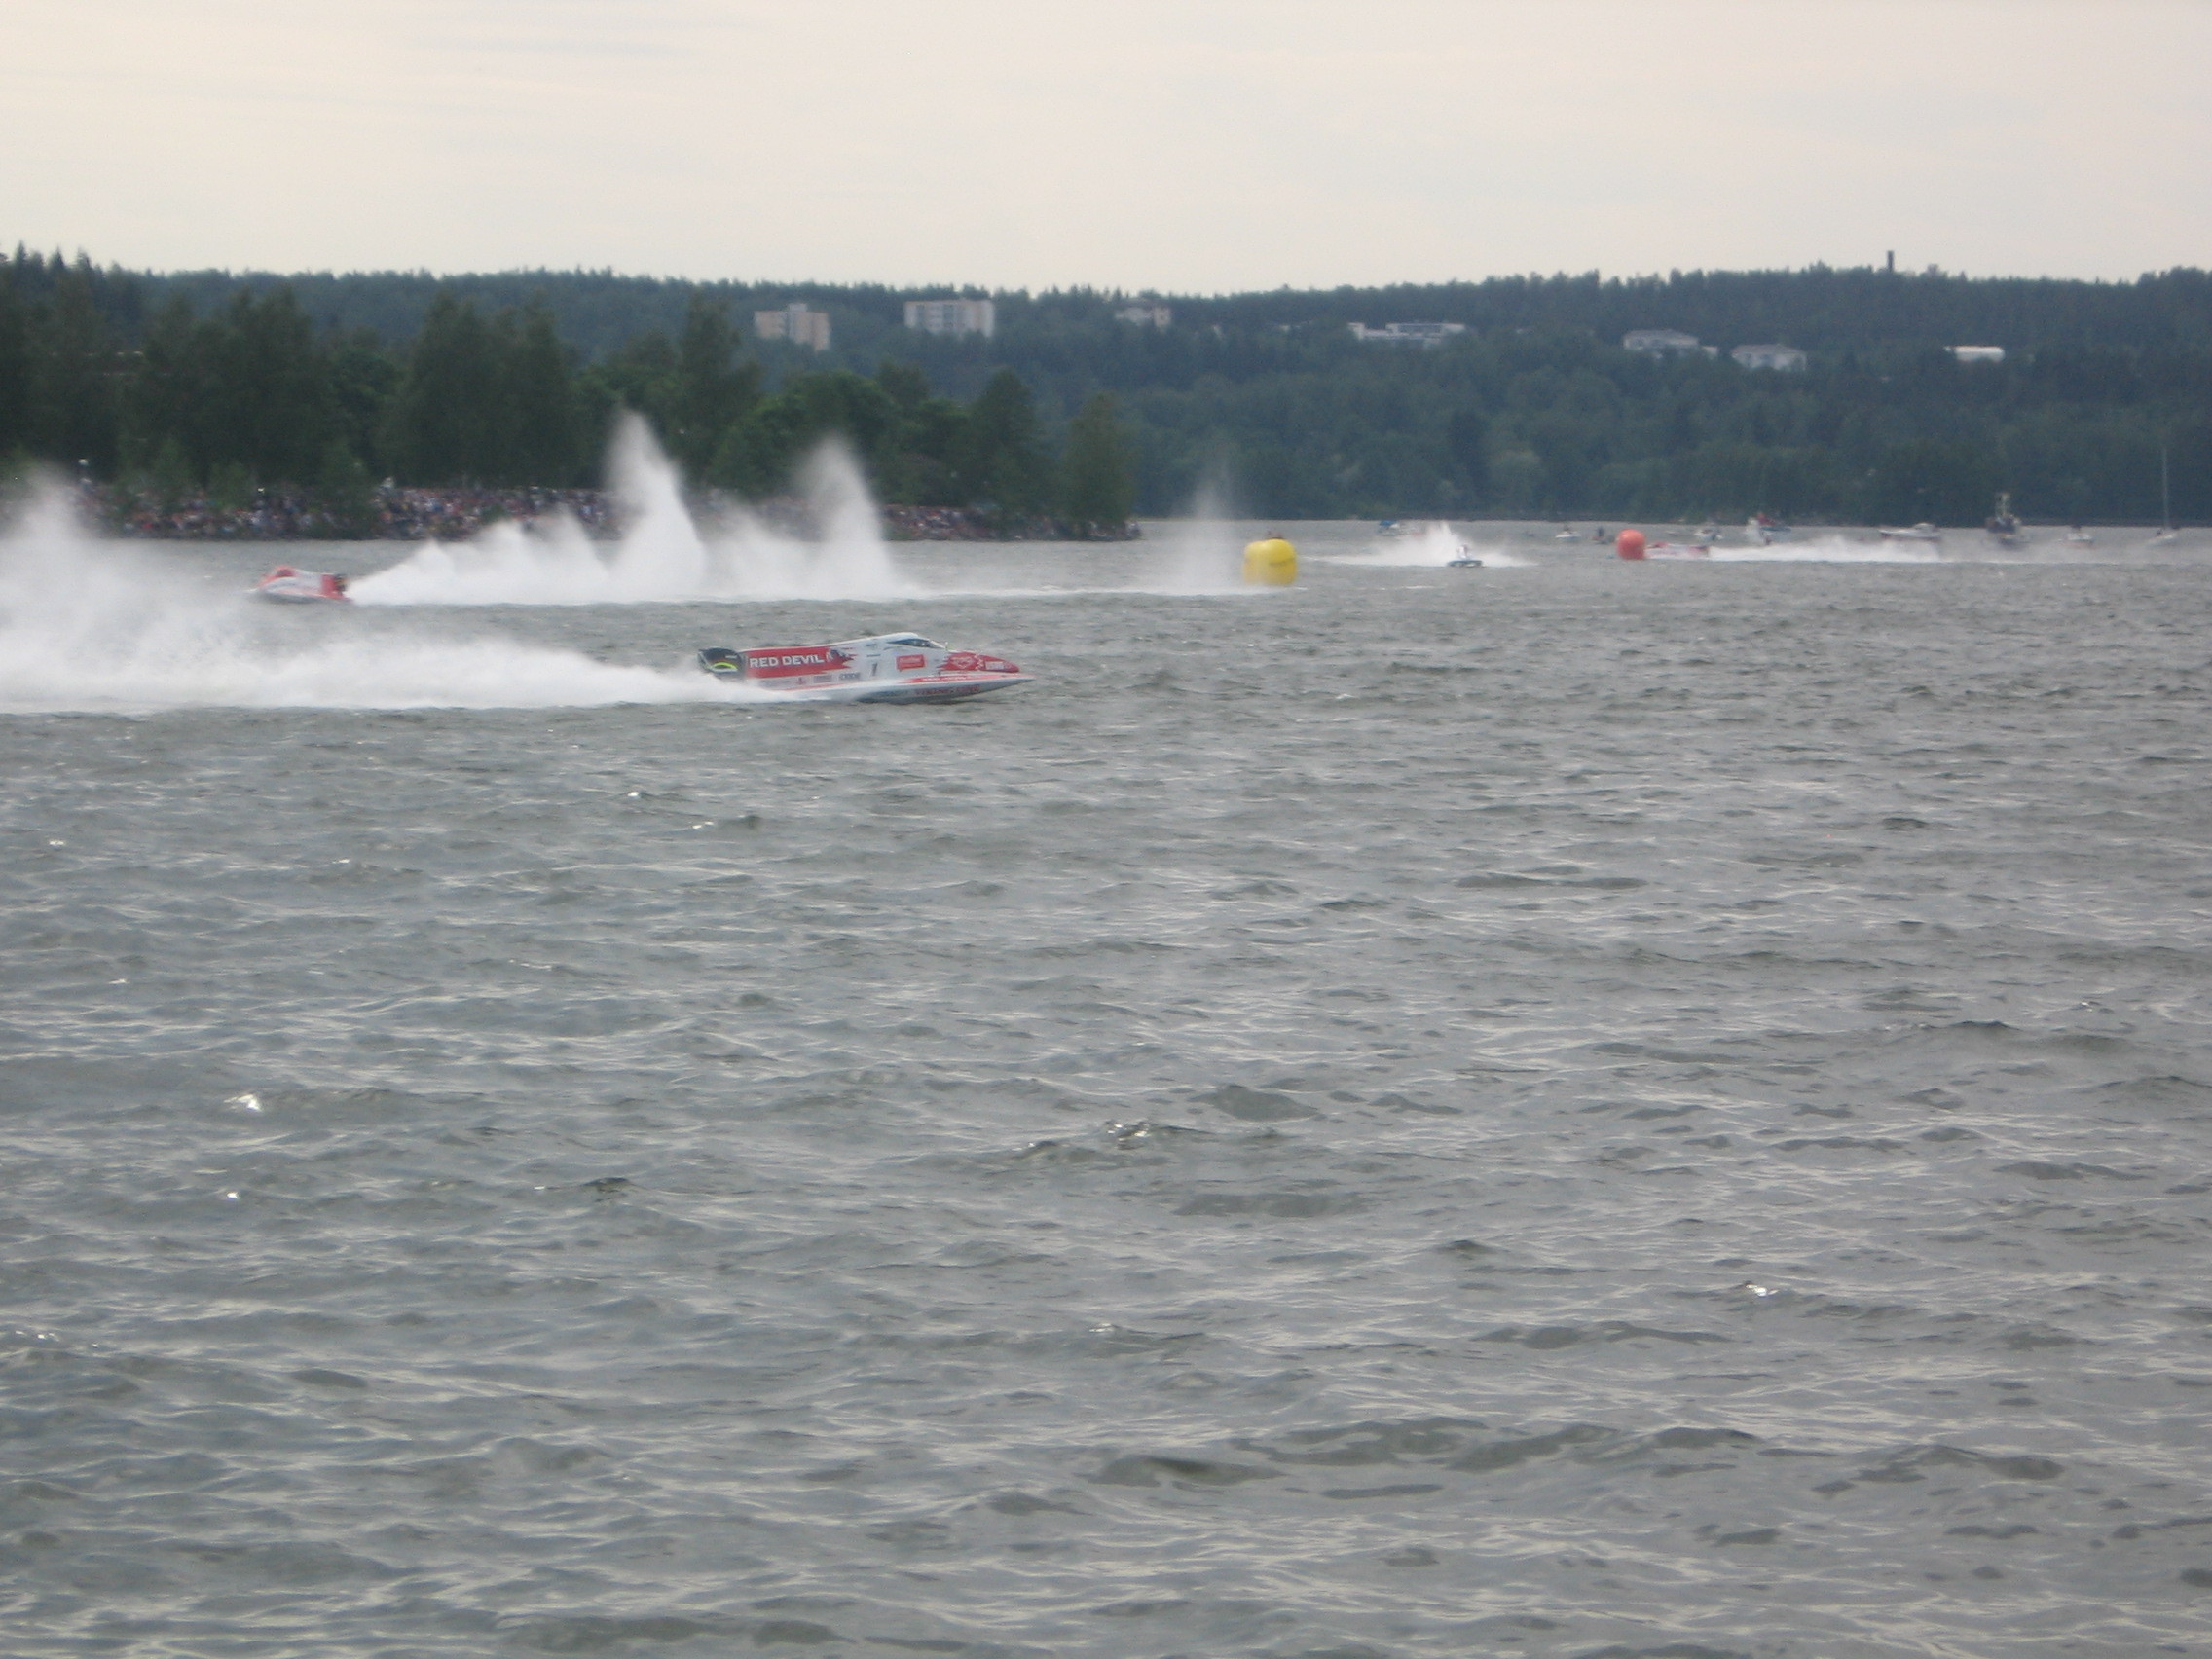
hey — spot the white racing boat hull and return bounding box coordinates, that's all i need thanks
[700,634,1029,704]
[252,567,350,603]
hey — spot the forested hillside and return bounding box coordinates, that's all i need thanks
[3,247,2207,523]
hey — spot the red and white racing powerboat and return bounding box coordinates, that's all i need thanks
[1614,530,1710,561]
[698,633,1029,704]
[253,567,351,603]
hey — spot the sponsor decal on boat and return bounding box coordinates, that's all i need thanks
[745,647,853,678]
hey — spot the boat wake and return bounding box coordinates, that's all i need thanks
[0,484,769,713]
[1328,521,1531,568]
[1708,535,1946,564]
[350,417,916,606]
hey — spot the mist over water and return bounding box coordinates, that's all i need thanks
[1140,479,1248,592]
[351,416,916,607]
[0,482,750,713]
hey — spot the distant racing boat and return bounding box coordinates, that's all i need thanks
[1615,529,1710,561]
[1878,523,1943,543]
[253,566,350,603]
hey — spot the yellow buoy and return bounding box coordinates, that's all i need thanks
[1243,535,1297,586]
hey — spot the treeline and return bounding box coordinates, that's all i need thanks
[0,252,1137,529]
[4,245,2208,523]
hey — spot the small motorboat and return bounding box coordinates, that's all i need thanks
[1879,523,1943,543]
[1377,519,1406,538]
[253,566,350,603]
[698,633,1029,704]
[1446,548,1484,568]
[2064,526,2096,546]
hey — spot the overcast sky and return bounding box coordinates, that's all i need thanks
[4,0,2205,293]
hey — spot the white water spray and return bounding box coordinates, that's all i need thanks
[350,415,916,606]
[1707,534,1946,564]
[1326,520,1531,568]
[1142,477,1247,593]
[0,480,766,713]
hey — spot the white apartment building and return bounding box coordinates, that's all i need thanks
[1950,345,2006,364]
[756,303,831,351]
[1623,329,1702,355]
[903,298,996,339]
[1116,304,1173,328]
[1731,343,1808,372]
[1348,321,1467,347]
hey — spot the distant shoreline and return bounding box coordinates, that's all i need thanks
[79,483,1141,545]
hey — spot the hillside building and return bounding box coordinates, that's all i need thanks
[1950,345,2006,364]
[1731,343,1808,372]
[903,298,996,339]
[755,304,831,351]
[1623,329,1702,356]
[1116,303,1173,328]
[1348,321,1467,348]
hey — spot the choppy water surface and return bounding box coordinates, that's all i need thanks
[4,506,2210,1658]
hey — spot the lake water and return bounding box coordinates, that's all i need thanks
[4,499,2209,1657]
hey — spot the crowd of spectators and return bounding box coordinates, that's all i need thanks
[373,487,614,541]
[104,487,347,540]
[81,480,1136,544]
[883,504,1139,541]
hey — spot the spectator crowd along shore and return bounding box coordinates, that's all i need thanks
[77,480,1139,544]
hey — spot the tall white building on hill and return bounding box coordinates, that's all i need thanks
[904,299,996,339]
[755,304,830,350]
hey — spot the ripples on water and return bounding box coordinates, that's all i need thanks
[3,500,2210,1656]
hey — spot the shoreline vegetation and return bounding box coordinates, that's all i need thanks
[75,478,1141,544]
[2,249,2207,526]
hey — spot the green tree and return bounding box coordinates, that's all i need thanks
[120,296,207,478]
[668,297,759,480]
[1858,437,2001,526]
[0,271,30,456]
[502,303,582,485]
[1059,392,1134,530]
[313,439,376,535]
[29,261,121,474]
[588,330,678,455]
[710,369,899,496]
[961,368,1051,513]
[887,396,968,504]
[874,359,931,415]
[384,295,501,482]
[202,287,335,484]
[328,329,400,478]
[148,435,196,510]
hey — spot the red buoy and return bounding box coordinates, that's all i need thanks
[1615,529,1647,561]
